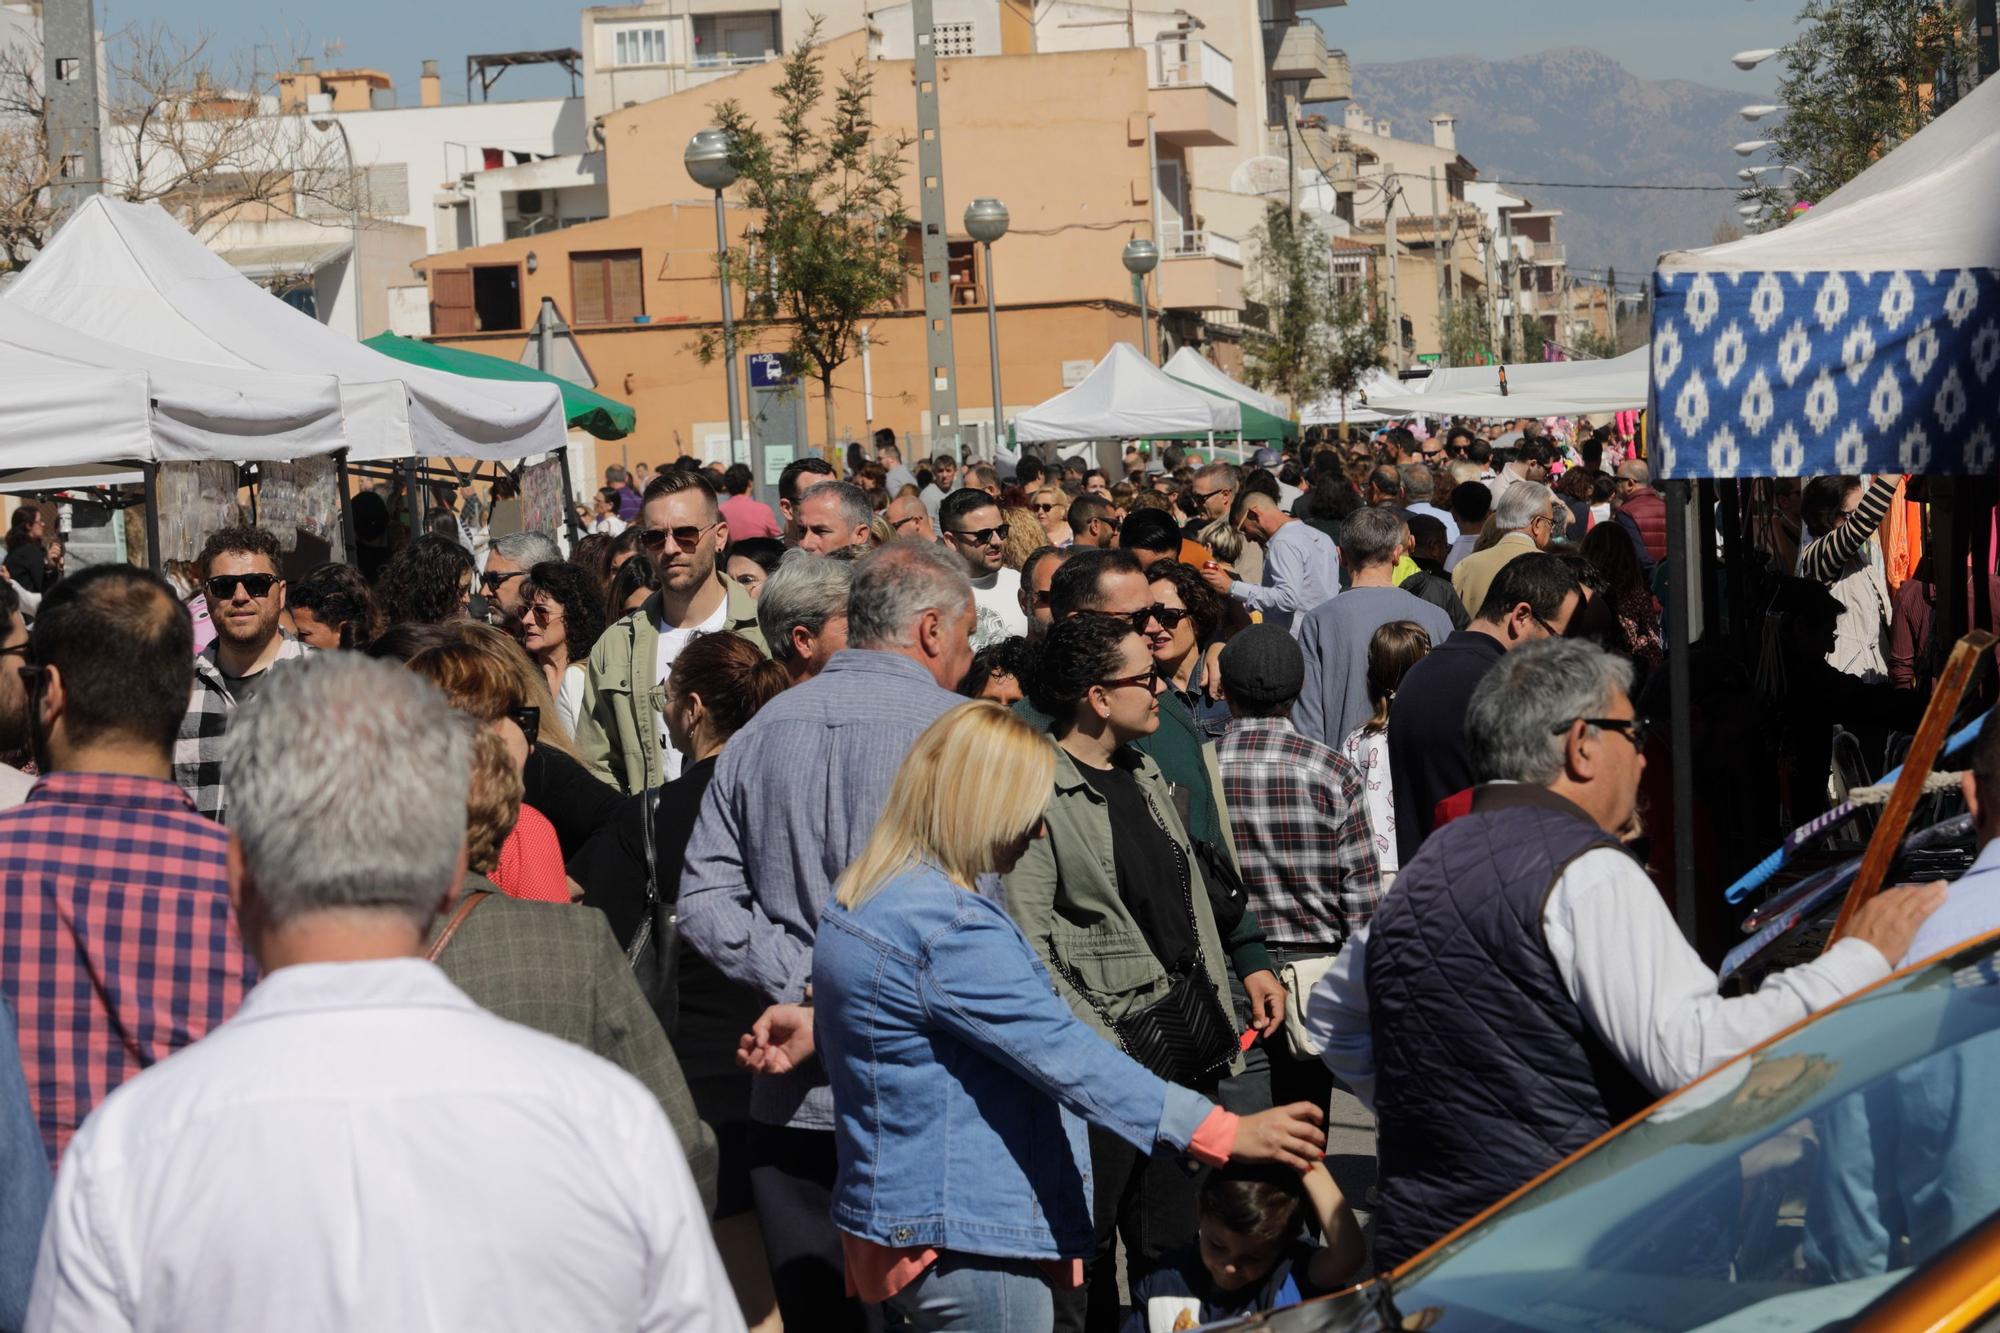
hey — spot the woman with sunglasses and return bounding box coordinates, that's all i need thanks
[1143,561,1230,743]
[521,561,607,737]
[406,634,573,905]
[1004,614,1264,1329]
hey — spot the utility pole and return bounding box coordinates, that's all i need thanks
[1383,179,1402,373]
[1428,167,1445,331]
[1283,91,1300,225]
[44,0,104,214]
[912,0,964,461]
[1481,224,1499,364]
[1499,205,1515,361]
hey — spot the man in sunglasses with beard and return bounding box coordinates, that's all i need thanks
[938,488,1028,650]
[176,526,307,822]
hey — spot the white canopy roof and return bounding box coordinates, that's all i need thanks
[1368,347,1649,418]
[0,361,152,474]
[1161,347,1287,417]
[1650,74,2000,477]
[7,197,567,463]
[0,302,347,468]
[1014,342,1240,444]
[1299,368,1414,426]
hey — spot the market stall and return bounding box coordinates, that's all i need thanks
[1366,346,1649,419]
[1013,342,1241,444]
[1160,348,1295,443]
[363,333,635,441]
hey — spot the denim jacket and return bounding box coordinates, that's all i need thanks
[814,864,1215,1259]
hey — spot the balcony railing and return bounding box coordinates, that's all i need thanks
[1531,241,1566,264]
[690,51,777,70]
[1160,224,1242,265]
[1148,38,1234,101]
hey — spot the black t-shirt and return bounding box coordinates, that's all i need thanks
[1077,758,1198,972]
[219,665,267,708]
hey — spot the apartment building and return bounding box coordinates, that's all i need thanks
[1464,181,1573,354]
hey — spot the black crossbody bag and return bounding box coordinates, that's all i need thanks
[625,785,681,1037]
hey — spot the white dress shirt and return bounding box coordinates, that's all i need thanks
[29,959,742,1333]
[1306,846,1892,1109]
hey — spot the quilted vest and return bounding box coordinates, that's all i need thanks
[1619,488,1669,561]
[1365,785,1654,1269]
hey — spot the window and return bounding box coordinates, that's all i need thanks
[612,27,667,66]
[571,250,644,324]
[933,21,978,57]
[693,12,779,66]
[471,264,523,331]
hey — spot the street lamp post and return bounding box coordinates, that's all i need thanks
[1122,237,1159,362]
[964,198,1009,452]
[685,128,744,464]
[310,116,361,341]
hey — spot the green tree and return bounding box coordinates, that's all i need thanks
[699,23,913,457]
[1746,0,1968,226]
[1319,282,1391,437]
[1437,296,1493,367]
[1241,204,1341,410]
[1570,328,1620,360]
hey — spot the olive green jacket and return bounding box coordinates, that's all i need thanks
[1003,743,1244,1075]
[574,573,767,794]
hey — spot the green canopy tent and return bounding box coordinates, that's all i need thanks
[363,332,636,441]
[1153,384,1293,443]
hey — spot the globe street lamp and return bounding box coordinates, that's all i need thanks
[1733,139,1775,156]
[686,129,744,462]
[1122,237,1160,362]
[1739,163,1806,180]
[964,198,1009,452]
[1739,103,1784,121]
[1731,47,1787,70]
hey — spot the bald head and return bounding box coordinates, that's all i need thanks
[1616,459,1652,485]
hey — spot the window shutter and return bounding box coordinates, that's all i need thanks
[431,267,474,335]
[572,254,608,324]
[607,252,644,321]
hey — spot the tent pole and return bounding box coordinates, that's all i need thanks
[555,445,583,548]
[141,462,163,575]
[1665,478,1696,946]
[334,449,358,562]
[404,459,423,536]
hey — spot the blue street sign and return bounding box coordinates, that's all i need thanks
[747,353,790,389]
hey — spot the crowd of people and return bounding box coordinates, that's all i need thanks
[0,413,1965,1333]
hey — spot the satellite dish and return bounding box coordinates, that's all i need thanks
[1231,155,1293,199]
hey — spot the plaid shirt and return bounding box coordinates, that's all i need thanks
[1215,716,1384,951]
[175,636,309,822]
[0,772,254,1164]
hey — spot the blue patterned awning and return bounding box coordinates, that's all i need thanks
[1650,267,2000,478]
[1650,74,2000,480]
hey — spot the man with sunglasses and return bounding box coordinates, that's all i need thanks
[883,492,934,542]
[480,531,559,636]
[939,488,1028,649]
[574,472,767,795]
[1310,638,1943,1271]
[175,526,306,822]
[1450,479,1559,621]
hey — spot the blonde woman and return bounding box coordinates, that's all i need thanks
[741,703,1325,1331]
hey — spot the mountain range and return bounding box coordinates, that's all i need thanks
[1319,46,1758,289]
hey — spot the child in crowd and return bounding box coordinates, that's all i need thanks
[1125,1161,1365,1332]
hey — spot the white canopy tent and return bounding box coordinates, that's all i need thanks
[1366,347,1650,418]
[1651,73,2000,477]
[1298,368,1405,427]
[1013,342,1241,444]
[0,302,347,469]
[0,361,153,474]
[1162,347,1287,417]
[7,197,567,464]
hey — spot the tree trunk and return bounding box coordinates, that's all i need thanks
[821,373,839,466]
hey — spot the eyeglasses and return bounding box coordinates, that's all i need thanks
[525,600,564,624]
[507,705,541,751]
[1421,449,1445,462]
[948,523,1011,546]
[1146,604,1190,631]
[480,569,527,593]
[889,511,926,532]
[1097,667,1162,694]
[1032,501,1061,513]
[205,573,278,601]
[1092,606,1164,635]
[1553,716,1648,751]
[1192,485,1234,502]
[640,522,721,553]
[0,641,27,661]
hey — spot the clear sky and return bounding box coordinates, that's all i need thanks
[95,0,1785,103]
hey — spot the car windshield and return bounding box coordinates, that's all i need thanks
[1372,938,2000,1333]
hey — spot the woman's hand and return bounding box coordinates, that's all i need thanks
[736,1002,816,1075]
[1243,968,1286,1038]
[1199,560,1235,596]
[1231,1102,1326,1172]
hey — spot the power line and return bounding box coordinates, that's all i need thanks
[1487,177,1739,193]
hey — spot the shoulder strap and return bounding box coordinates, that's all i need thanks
[641,783,661,906]
[426,889,491,962]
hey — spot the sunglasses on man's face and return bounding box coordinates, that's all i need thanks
[950,523,1010,547]
[481,569,527,593]
[639,522,719,553]
[206,574,278,601]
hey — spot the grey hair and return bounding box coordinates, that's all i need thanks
[802,480,874,531]
[759,548,853,663]
[1338,505,1407,569]
[489,530,561,569]
[1398,463,1435,502]
[847,538,973,650]
[223,654,471,930]
[1466,639,1633,785]
[1494,480,1555,532]
[1196,461,1241,488]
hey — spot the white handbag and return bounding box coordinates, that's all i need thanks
[1278,953,1338,1059]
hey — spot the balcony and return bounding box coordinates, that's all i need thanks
[1303,49,1350,103]
[1264,21,1332,86]
[1529,241,1566,265]
[1148,38,1237,146]
[1265,123,1358,190]
[1157,225,1245,313]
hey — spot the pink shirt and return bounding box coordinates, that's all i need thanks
[720,494,782,542]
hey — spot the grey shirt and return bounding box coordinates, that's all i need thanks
[1292,585,1458,750]
[679,649,963,1130]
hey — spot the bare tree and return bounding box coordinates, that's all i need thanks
[0,20,348,271]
